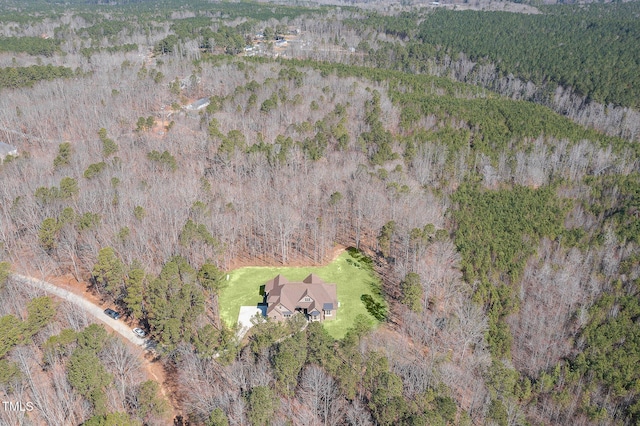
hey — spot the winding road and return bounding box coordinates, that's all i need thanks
[12,274,178,416]
[12,274,150,349]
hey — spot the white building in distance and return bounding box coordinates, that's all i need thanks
[0,142,18,162]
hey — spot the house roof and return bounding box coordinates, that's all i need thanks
[303,273,323,284]
[186,97,210,110]
[266,274,337,317]
[265,274,288,294]
[0,142,17,156]
[299,289,312,300]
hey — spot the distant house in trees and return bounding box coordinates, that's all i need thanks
[0,142,17,161]
[264,274,338,322]
[186,97,210,111]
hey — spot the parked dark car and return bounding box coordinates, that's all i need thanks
[104,308,121,320]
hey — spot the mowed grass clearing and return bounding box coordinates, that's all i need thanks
[219,250,385,339]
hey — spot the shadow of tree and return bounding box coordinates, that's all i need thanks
[360,294,387,321]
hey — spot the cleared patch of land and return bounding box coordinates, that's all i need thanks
[219,250,385,339]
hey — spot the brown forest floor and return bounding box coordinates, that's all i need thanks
[225,243,347,270]
[45,274,181,422]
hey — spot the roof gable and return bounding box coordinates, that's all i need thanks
[303,273,324,284]
[273,274,288,286]
[298,290,314,303]
[265,274,289,295]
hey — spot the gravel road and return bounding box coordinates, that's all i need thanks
[13,274,149,349]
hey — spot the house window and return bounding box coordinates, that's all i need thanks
[284,313,291,318]
[324,310,332,316]
[303,297,312,302]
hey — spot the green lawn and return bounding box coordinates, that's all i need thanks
[219,250,385,339]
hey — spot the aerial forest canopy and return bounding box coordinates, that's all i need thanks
[416,4,640,109]
[346,3,640,111]
[0,0,639,425]
[344,3,640,140]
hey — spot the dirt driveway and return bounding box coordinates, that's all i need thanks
[12,274,181,419]
[13,274,148,348]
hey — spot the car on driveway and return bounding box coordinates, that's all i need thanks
[132,328,146,338]
[104,308,121,320]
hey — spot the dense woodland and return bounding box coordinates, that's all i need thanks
[1,0,640,425]
[345,3,640,141]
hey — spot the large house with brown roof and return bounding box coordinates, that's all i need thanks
[264,274,337,322]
